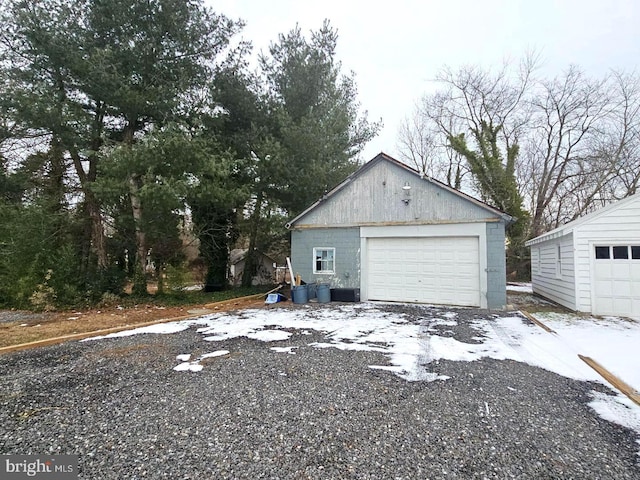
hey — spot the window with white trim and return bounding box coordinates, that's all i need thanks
[313,247,335,274]
[556,244,562,278]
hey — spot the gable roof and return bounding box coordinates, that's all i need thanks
[286,152,513,228]
[525,193,640,246]
[229,248,275,265]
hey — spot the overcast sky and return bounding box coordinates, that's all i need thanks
[212,0,640,161]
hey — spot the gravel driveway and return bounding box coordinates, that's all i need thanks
[1,303,638,479]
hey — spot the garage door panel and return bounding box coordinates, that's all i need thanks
[454,291,477,305]
[438,251,455,262]
[366,236,480,307]
[456,251,478,263]
[595,280,613,296]
[455,264,478,276]
[439,277,456,289]
[594,263,611,277]
[593,250,640,317]
[613,280,631,296]
[611,264,631,278]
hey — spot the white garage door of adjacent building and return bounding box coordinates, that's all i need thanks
[592,245,640,318]
[367,236,480,307]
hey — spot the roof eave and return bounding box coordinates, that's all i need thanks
[286,152,514,228]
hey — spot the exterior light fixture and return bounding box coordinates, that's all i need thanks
[402,182,411,205]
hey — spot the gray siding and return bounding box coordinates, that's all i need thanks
[486,222,507,309]
[290,228,360,288]
[295,160,501,227]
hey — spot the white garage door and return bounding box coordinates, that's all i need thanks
[592,245,640,318]
[367,236,480,306]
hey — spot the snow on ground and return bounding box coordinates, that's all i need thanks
[85,303,640,452]
[173,349,230,372]
[506,282,533,293]
[270,346,297,355]
[531,312,640,393]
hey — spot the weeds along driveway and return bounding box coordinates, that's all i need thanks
[1,302,639,479]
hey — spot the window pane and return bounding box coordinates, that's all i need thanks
[314,248,334,272]
[595,246,610,259]
[632,246,640,260]
[613,246,629,259]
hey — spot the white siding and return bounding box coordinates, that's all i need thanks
[531,233,576,310]
[573,195,640,313]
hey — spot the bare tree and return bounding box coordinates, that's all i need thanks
[398,58,541,278]
[397,99,469,190]
[397,107,438,176]
[520,66,612,235]
[401,57,640,245]
[597,71,640,198]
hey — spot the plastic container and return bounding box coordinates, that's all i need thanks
[330,288,360,302]
[306,283,317,300]
[317,284,331,303]
[291,285,308,304]
[265,293,286,304]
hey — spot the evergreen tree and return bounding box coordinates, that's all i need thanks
[260,20,380,216]
[1,0,244,296]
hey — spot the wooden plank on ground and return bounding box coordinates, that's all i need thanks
[520,310,557,334]
[579,354,640,407]
[0,290,279,356]
[0,313,197,355]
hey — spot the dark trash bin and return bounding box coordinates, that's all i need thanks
[317,284,331,303]
[291,285,308,304]
[306,283,317,300]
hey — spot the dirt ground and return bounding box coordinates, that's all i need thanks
[0,290,549,351]
[0,295,269,349]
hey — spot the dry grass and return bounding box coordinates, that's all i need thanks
[507,291,573,314]
[0,295,268,350]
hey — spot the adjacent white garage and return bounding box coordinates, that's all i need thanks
[526,193,640,319]
[366,236,480,306]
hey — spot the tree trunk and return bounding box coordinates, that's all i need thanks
[129,174,148,295]
[242,192,264,287]
[87,193,108,269]
[157,263,165,295]
[67,145,108,269]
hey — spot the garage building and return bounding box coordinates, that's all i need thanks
[526,193,640,319]
[286,153,512,309]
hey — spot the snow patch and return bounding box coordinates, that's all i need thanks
[173,362,203,372]
[507,283,533,293]
[247,330,291,342]
[200,350,230,359]
[271,346,297,354]
[85,302,640,451]
[84,320,201,341]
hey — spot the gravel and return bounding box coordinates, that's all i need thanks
[0,310,53,324]
[1,303,639,479]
